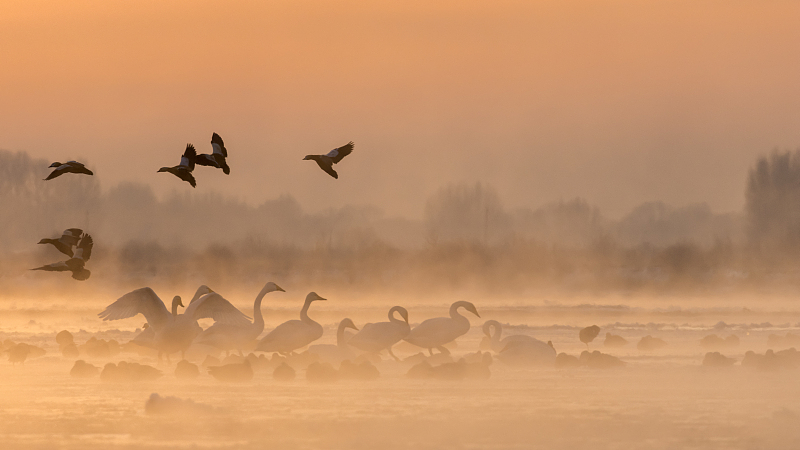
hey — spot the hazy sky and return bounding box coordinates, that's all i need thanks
[1,0,799,218]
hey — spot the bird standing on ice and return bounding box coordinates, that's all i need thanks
[303,141,354,179]
[195,132,230,174]
[32,233,93,280]
[158,144,197,187]
[44,161,93,180]
[404,301,481,356]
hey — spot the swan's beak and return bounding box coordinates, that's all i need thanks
[276,286,285,292]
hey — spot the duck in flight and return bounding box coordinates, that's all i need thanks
[38,228,84,257]
[32,234,93,280]
[45,161,93,180]
[195,133,230,175]
[303,141,353,179]
[158,144,197,187]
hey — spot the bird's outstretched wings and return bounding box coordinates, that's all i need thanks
[211,133,227,157]
[74,234,93,262]
[181,144,197,171]
[60,229,83,247]
[325,141,354,164]
[98,287,172,329]
[185,292,252,326]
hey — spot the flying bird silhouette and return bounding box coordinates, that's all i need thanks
[44,161,93,180]
[196,132,230,175]
[158,144,197,187]
[32,233,93,280]
[37,228,84,257]
[303,141,354,179]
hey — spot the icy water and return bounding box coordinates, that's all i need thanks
[1,297,800,449]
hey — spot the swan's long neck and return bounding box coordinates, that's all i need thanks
[252,287,271,331]
[171,298,181,316]
[300,299,314,323]
[388,307,402,324]
[486,321,502,343]
[336,321,348,347]
[449,303,466,320]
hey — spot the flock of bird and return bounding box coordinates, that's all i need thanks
[32,134,355,280]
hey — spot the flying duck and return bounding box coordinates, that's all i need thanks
[44,161,93,180]
[37,228,83,257]
[158,144,197,187]
[32,233,93,280]
[195,132,230,174]
[303,141,353,179]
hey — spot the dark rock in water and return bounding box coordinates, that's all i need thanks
[742,348,800,371]
[101,361,162,382]
[56,330,74,347]
[339,360,380,380]
[208,360,253,382]
[579,325,601,346]
[61,343,80,359]
[580,350,625,369]
[637,335,667,351]
[70,360,99,378]
[702,352,736,367]
[175,360,200,379]
[145,393,214,416]
[306,362,339,382]
[273,362,296,381]
[555,352,581,369]
[603,333,628,348]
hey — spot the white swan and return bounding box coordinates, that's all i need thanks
[307,318,359,364]
[255,292,326,355]
[404,301,480,355]
[98,286,250,362]
[348,306,410,361]
[194,281,285,356]
[483,320,555,365]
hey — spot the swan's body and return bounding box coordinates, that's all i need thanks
[348,306,410,360]
[482,320,556,365]
[303,141,354,179]
[404,301,480,355]
[256,292,326,355]
[194,282,285,356]
[99,286,249,361]
[308,318,359,364]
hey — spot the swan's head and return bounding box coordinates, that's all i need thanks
[265,282,285,293]
[389,306,409,324]
[49,162,61,168]
[306,292,326,302]
[173,296,185,308]
[340,318,359,332]
[482,320,501,337]
[460,301,480,318]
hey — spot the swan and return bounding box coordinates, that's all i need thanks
[307,318,359,364]
[194,281,285,356]
[158,144,197,187]
[404,301,480,355]
[255,292,326,355]
[348,306,410,361]
[98,286,250,362]
[303,141,354,179]
[482,320,550,353]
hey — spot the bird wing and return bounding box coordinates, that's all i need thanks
[325,141,354,164]
[67,161,86,168]
[211,133,227,157]
[97,287,171,329]
[73,234,93,262]
[184,292,252,326]
[31,261,71,272]
[180,144,196,171]
[314,159,338,179]
[44,167,66,180]
[60,229,83,246]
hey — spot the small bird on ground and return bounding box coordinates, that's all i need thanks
[38,228,84,257]
[32,234,93,280]
[195,132,230,174]
[44,161,93,180]
[158,144,197,187]
[303,141,354,179]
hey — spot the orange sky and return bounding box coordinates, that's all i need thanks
[1,0,799,217]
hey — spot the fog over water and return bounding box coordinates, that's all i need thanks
[3,1,800,449]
